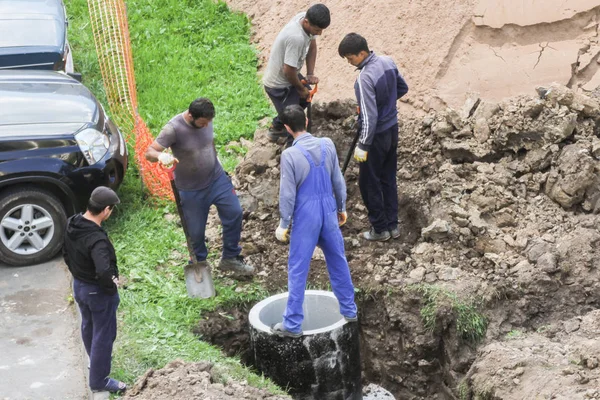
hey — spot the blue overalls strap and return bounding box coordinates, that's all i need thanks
[294,142,317,168]
[294,139,327,168]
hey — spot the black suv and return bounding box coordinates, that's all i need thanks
[0,70,128,266]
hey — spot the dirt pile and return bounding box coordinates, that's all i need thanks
[122,359,290,400]
[211,82,600,399]
[225,0,600,109]
[467,310,600,399]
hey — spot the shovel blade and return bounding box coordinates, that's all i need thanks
[184,263,216,299]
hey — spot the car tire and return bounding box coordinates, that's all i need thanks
[0,188,67,266]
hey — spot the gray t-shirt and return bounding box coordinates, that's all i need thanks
[156,113,223,191]
[262,12,314,89]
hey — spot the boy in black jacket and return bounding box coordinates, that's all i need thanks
[62,186,126,393]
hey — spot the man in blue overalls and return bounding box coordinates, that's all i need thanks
[273,104,358,337]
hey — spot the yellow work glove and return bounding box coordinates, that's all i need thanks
[353,147,368,162]
[338,211,347,227]
[158,152,178,167]
[275,226,290,243]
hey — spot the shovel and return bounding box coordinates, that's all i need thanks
[165,163,216,299]
[301,80,318,133]
[341,106,361,176]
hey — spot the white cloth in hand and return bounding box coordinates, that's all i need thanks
[158,152,176,167]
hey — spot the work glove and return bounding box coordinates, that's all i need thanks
[338,211,347,227]
[275,226,290,243]
[353,147,368,162]
[158,152,178,167]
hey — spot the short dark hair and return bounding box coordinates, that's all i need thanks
[306,4,330,29]
[189,98,215,120]
[87,201,113,216]
[338,33,370,57]
[280,105,306,133]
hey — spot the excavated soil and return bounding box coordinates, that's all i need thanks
[122,359,290,400]
[209,85,600,399]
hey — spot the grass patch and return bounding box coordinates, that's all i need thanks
[105,176,278,390]
[126,0,271,145]
[65,0,280,393]
[505,329,523,339]
[411,284,487,342]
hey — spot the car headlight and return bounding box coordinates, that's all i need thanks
[75,128,109,165]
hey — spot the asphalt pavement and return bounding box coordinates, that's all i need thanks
[0,257,87,400]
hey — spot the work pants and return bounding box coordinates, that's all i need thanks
[264,75,311,143]
[358,124,399,233]
[179,172,242,262]
[73,279,119,391]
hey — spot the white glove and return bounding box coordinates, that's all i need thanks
[158,152,177,167]
[275,226,290,243]
[353,147,368,162]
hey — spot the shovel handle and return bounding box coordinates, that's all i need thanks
[162,162,177,180]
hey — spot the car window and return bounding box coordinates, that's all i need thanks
[0,20,61,48]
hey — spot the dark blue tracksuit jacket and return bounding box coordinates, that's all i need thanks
[354,52,408,151]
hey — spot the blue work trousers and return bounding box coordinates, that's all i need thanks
[358,124,399,233]
[283,142,357,333]
[73,278,119,391]
[179,172,242,261]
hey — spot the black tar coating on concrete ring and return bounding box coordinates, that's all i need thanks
[250,322,362,400]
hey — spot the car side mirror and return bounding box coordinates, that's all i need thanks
[67,72,82,82]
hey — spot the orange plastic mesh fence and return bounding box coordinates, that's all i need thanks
[87,0,173,200]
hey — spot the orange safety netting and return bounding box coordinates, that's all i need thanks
[87,0,173,200]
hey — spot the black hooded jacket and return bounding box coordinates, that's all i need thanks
[62,214,119,295]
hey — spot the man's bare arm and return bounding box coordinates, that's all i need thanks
[305,40,318,84]
[145,141,166,163]
[283,64,310,99]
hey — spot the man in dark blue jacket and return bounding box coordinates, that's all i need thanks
[338,33,409,241]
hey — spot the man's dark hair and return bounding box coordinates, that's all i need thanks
[189,98,215,120]
[280,105,306,133]
[87,201,110,216]
[306,4,330,29]
[338,33,370,57]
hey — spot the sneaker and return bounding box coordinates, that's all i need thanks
[344,315,358,322]
[219,255,254,277]
[389,227,400,239]
[362,228,391,242]
[267,126,287,142]
[92,378,126,393]
[271,322,302,338]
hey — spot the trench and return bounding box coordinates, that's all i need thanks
[193,289,463,400]
[193,275,600,399]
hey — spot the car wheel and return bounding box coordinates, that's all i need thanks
[0,188,67,266]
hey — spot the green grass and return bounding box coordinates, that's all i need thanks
[65,0,280,393]
[505,329,523,339]
[127,0,271,145]
[411,284,488,342]
[105,177,274,387]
